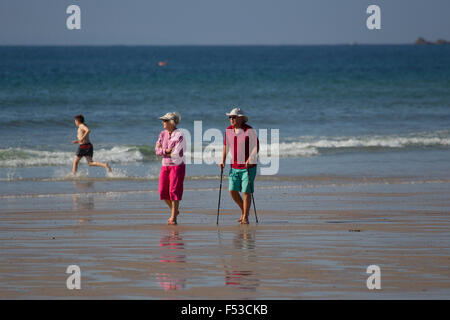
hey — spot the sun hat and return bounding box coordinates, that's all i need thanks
[226,107,248,122]
[159,112,181,125]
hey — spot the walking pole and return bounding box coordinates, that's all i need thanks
[216,167,224,225]
[247,167,259,224]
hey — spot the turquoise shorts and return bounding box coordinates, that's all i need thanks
[228,166,257,193]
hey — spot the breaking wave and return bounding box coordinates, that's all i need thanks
[1,131,449,168]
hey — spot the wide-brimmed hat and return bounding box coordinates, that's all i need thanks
[226,107,248,122]
[159,112,181,125]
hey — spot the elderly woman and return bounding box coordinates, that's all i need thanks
[219,107,259,225]
[155,112,186,225]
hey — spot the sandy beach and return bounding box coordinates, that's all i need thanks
[1,175,449,299]
[1,44,450,300]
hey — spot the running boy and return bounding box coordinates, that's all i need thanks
[72,114,111,175]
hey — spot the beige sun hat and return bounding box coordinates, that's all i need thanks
[159,112,181,125]
[226,107,248,122]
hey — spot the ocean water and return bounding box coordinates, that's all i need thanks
[1,45,450,197]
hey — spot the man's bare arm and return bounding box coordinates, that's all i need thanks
[246,145,258,167]
[219,145,227,169]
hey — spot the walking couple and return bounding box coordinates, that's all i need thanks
[155,107,259,225]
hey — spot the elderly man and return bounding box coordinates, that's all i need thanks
[219,107,259,224]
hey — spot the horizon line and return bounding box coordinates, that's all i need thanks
[0,42,421,47]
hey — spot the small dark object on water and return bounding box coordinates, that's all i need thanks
[349,229,361,232]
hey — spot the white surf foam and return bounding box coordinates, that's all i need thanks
[0,146,145,168]
[1,131,449,167]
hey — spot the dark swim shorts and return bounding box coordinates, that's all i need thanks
[76,143,94,158]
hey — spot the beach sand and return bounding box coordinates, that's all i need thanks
[1,177,449,299]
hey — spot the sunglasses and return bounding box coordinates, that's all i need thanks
[229,116,237,119]
[162,119,169,122]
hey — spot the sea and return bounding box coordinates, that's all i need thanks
[1,45,450,203]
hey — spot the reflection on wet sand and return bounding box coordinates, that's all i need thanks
[157,230,186,291]
[72,194,95,211]
[72,180,94,192]
[223,227,260,291]
[233,226,256,250]
[72,181,94,226]
[72,181,95,210]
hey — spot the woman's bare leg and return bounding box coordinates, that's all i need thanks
[164,199,179,224]
[164,200,174,224]
[168,200,179,225]
[164,199,172,210]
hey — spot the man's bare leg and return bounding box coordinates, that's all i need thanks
[86,157,112,173]
[241,192,251,224]
[230,190,245,222]
[72,156,81,176]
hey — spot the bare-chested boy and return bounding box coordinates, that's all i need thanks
[72,114,112,176]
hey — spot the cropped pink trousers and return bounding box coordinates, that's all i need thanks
[159,163,186,201]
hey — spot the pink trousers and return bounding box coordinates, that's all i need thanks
[159,164,185,201]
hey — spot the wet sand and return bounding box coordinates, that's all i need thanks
[1,179,450,299]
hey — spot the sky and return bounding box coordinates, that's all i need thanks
[1,0,449,45]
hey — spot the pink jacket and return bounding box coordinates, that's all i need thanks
[155,129,186,166]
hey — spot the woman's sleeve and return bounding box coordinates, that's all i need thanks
[169,132,185,164]
[155,132,165,156]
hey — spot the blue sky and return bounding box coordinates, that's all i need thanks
[1,0,449,45]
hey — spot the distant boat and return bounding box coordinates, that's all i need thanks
[158,61,168,67]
